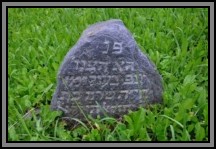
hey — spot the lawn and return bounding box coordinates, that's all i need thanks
[8,8,208,141]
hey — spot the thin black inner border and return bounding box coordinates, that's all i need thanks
[6,6,210,143]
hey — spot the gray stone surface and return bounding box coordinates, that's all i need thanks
[51,19,163,122]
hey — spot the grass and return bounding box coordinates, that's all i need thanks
[8,8,208,141]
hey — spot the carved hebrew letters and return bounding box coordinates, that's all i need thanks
[102,39,122,55]
[102,39,110,54]
[123,74,138,85]
[60,89,148,102]
[125,61,134,72]
[59,38,149,104]
[71,60,135,73]
[112,42,123,54]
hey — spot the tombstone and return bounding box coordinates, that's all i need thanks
[51,19,163,123]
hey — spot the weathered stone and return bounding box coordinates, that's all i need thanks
[51,19,163,122]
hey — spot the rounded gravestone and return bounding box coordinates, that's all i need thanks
[51,19,163,122]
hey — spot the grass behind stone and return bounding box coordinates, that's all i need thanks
[8,8,208,141]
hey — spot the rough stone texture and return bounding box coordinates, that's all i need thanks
[51,19,163,122]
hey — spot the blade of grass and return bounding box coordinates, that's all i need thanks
[160,114,184,128]
[170,125,175,141]
[62,117,90,132]
[13,107,32,138]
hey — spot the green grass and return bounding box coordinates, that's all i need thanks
[8,8,208,141]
